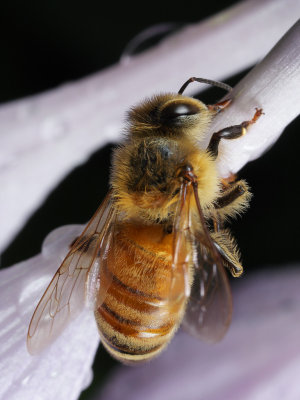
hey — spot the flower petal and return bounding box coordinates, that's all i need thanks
[0,225,99,400]
[1,0,299,253]
[98,266,300,400]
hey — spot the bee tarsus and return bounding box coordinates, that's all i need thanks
[208,108,263,159]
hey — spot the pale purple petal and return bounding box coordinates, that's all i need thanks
[1,0,299,252]
[0,226,99,400]
[0,1,299,399]
[210,20,300,176]
[98,266,300,400]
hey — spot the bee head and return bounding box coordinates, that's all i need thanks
[127,77,231,140]
[127,93,212,140]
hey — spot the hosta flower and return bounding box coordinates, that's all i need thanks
[98,266,300,400]
[0,2,299,399]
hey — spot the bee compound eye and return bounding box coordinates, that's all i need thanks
[161,102,200,121]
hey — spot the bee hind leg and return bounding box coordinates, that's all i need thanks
[207,108,263,159]
[212,229,243,277]
[211,179,252,277]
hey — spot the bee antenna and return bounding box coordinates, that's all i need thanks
[178,77,232,95]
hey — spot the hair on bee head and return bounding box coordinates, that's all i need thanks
[126,77,232,139]
[127,93,212,139]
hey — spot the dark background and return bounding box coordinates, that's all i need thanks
[0,1,299,398]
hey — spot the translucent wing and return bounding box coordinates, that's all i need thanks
[27,193,116,354]
[171,182,193,301]
[182,243,233,342]
[181,184,233,343]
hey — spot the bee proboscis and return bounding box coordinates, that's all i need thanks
[27,77,262,364]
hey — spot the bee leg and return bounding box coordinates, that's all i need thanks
[212,214,221,232]
[215,179,251,220]
[215,181,247,209]
[212,172,238,229]
[212,230,243,277]
[212,180,251,277]
[211,180,246,235]
[207,99,232,113]
[221,173,237,187]
[207,108,263,159]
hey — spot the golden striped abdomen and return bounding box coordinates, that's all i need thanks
[95,223,187,364]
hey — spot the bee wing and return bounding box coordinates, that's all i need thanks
[27,193,116,354]
[178,184,232,343]
[182,241,233,343]
[170,183,194,300]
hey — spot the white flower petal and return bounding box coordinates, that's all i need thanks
[1,3,299,400]
[210,20,300,176]
[0,226,99,400]
[98,266,300,400]
[1,0,299,252]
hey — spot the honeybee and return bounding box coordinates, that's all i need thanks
[27,77,262,364]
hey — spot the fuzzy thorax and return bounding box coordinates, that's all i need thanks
[110,142,220,222]
[110,91,220,222]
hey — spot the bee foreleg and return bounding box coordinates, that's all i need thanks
[207,108,263,158]
[207,98,232,113]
